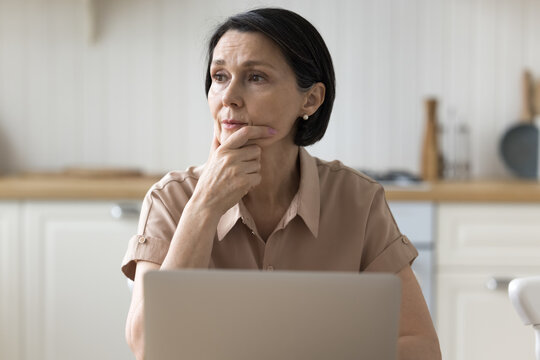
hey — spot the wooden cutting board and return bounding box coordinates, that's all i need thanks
[61,167,144,178]
[20,167,144,179]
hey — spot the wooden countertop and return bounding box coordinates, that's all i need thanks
[1,173,540,202]
[0,173,163,200]
[384,180,540,202]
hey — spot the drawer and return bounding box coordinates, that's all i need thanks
[437,203,540,267]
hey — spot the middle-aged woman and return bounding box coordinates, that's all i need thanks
[121,7,441,360]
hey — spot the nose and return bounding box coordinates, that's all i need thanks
[222,77,243,108]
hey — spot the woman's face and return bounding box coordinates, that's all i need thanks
[208,30,307,147]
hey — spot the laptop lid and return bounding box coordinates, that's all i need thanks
[144,269,401,360]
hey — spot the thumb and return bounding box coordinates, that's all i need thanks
[210,125,221,153]
[211,134,220,153]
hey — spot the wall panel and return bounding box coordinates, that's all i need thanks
[0,0,536,179]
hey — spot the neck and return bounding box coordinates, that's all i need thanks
[244,142,300,208]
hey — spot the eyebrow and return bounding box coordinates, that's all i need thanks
[211,59,276,70]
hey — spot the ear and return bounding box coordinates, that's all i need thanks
[300,82,326,117]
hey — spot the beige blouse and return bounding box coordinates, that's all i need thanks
[121,147,417,280]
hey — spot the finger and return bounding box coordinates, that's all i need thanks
[245,173,262,188]
[223,125,277,149]
[234,145,261,162]
[238,159,261,174]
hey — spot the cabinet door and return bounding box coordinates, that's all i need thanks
[437,272,537,360]
[22,201,140,360]
[0,202,21,360]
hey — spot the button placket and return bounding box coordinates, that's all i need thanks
[262,231,280,271]
[241,215,261,241]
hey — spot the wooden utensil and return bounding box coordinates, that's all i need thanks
[421,98,440,181]
[534,79,540,123]
[521,70,534,122]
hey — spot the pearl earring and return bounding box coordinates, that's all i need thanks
[302,114,309,120]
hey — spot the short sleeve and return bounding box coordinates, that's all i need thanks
[121,189,179,280]
[360,185,418,273]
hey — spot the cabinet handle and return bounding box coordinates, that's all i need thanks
[485,277,514,291]
[110,203,140,219]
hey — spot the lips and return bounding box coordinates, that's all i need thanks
[221,119,247,131]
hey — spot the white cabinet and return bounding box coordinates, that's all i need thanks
[1,201,140,360]
[437,203,540,360]
[4,198,540,360]
[438,272,537,360]
[0,202,22,360]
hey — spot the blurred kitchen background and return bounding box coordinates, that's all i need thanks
[2,1,540,360]
[1,0,540,177]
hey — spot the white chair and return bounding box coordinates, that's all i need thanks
[508,276,540,360]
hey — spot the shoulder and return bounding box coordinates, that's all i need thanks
[151,165,203,192]
[144,165,204,206]
[314,156,382,194]
[310,155,387,214]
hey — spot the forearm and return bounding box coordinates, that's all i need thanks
[125,260,160,360]
[161,198,221,269]
[125,194,224,358]
[398,334,441,360]
[126,299,145,360]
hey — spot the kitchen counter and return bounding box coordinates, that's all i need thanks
[0,173,163,200]
[385,180,540,202]
[1,174,540,202]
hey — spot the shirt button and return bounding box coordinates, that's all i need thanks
[138,236,146,244]
[401,237,409,244]
[267,265,274,271]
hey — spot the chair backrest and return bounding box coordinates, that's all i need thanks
[508,276,540,360]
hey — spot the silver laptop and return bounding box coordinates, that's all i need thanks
[144,269,401,360]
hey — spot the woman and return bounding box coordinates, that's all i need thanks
[122,8,441,360]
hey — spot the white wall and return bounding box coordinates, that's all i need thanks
[1,0,540,178]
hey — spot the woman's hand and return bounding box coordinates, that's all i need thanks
[126,127,278,359]
[190,125,276,216]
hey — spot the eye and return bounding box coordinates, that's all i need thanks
[249,73,265,82]
[212,72,227,82]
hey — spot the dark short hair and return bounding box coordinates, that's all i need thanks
[205,8,336,146]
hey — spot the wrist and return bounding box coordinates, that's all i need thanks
[184,195,222,224]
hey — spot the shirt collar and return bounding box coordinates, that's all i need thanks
[216,201,242,241]
[296,147,320,237]
[216,147,320,241]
